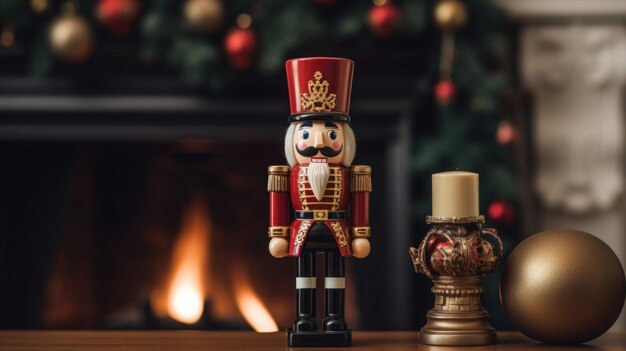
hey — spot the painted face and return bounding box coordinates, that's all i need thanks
[294,121,345,165]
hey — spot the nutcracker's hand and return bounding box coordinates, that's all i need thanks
[269,237,289,258]
[352,238,371,259]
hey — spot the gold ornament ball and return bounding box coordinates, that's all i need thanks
[31,0,49,13]
[500,229,626,344]
[49,16,94,63]
[434,0,467,31]
[184,0,224,33]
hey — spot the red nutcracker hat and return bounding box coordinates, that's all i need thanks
[285,57,354,123]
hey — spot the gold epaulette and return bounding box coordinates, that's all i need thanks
[267,165,290,192]
[349,165,372,192]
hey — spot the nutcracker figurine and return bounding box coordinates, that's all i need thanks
[267,57,372,347]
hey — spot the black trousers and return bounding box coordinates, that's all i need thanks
[295,222,347,332]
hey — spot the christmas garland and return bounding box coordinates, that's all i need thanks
[0,0,429,89]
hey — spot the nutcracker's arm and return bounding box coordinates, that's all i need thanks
[349,165,372,239]
[267,165,291,239]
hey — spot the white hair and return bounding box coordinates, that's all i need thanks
[284,122,356,167]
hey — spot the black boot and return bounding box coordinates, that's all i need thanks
[294,250,316,332]
[323,250,349,331]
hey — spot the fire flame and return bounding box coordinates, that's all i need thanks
[163,199,210,324]
[154,197,278,330]
[234,280,279,333]
[167,268,204,324]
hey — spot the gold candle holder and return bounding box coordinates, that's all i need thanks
[409,215,503,346]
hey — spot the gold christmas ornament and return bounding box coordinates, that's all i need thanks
[49,15,94,63]
[184,0,224,33]
[31,0,50,13]
[236,13,252,30]
[434,0,467,31]
[1,23,15,48]
[500,229,626,344]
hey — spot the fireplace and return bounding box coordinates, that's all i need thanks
[28,140,301,331]
[0,45,434,330]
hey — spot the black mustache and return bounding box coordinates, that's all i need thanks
[296,146,343,158]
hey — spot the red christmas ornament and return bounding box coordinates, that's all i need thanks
[487,200,516,225]
[435,79,456,104]
[368,3,400,38]
[224,27,257,70]
[497,121,516,145]
[417,234,453,272]
[97,0,140,36]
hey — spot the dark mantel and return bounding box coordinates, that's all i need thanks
[0,91,413,141]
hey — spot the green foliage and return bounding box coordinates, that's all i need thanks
[412,0,518,221]
[2,0,431,88]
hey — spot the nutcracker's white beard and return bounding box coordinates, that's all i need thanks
[308,162,330,201]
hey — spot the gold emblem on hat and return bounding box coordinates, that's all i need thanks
[300,71,336,112]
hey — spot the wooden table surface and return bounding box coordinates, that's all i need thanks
[0,331,624,350]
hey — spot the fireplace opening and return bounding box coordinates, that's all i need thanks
[18,141,293,330]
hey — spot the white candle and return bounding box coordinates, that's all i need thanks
[432,171,479,217]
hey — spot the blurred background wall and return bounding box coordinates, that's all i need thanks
[497,0,626,330]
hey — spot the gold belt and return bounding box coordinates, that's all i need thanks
[295,210,347,221]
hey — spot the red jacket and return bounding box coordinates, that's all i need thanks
[268,163,371,257]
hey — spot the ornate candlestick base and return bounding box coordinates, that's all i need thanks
[420,276,496,345]
[410,216,503,346]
